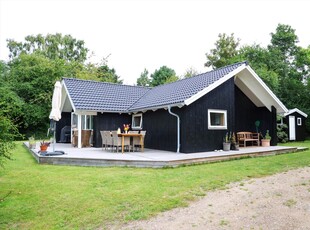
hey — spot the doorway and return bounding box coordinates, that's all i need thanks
[289,116,296,141]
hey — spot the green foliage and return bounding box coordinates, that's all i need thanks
[164,75,180,84]
[1,33,110,137]
[236,45,280,91]
[7,33,89,63]
[7,53,62,135]
[205,33,240,69]
[1,142,310,228]
[205,24,310,134]
[269,24,299,59]
[96,64,123,84]
[0,115,19,167]
[136,68,150,86]
[264,130,271,140]
[150,66,177,86]
[183,67,199,78]
[277,124,288,143]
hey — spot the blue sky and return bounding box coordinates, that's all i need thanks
[1,0,309,84]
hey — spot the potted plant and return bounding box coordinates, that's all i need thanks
[40,140,50,152]
[261,130,271,147]
[123,124,130,134]
[230,132,239,150]
[223,132,231,151]
[28,136,36,149]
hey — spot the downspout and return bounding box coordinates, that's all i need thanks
[168,106,180,153]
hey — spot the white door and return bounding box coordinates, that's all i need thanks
[289,116,296,141]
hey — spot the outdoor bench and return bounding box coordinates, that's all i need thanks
[237,132,260,147]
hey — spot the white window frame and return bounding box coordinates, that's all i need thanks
[208,109,227,130]
[297,117,302,126]
[132,113,143,130]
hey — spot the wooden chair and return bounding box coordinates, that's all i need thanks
[100,131,106,150]
[104,131,113,151]
[111,131,130,153]
[132,130,146,152]
[129,131,139,151]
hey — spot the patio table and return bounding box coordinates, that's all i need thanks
[118,133,144,154]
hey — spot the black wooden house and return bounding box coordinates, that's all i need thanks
[55,61,288,153]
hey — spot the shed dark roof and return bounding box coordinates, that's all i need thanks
[63,78,150,112]
[63,61,247,113]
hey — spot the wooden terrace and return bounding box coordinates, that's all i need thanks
[25,143,307,168]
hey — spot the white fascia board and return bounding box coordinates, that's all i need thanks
[245,66,288,114]
[74,110,98,116]
[184,64,247,106]
[284,108,308,118]
[62,80,76,112]
[129,103,185,114]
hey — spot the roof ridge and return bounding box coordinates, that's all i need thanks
[127,88,152,111]
[63,77,150,89]
[148,61,248,89]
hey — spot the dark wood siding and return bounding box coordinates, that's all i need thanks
[284,112,307,141]
[235,86,276,145]
[93,113,131,147]
[180,78,236,153]
[142,109,178,152]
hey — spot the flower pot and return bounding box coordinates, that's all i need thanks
[231,143,239,151]
[261,139,270,147]
[40,145,48,152]
[223,142,231,151]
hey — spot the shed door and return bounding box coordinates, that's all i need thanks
[289,116,296,141]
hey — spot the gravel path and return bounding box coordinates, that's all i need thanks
[120,167,310,230]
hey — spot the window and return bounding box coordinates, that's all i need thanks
[297,117,302,126]
[132,113,143,130]
[208,109,227,129]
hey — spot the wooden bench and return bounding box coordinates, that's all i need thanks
[237,132,260,147]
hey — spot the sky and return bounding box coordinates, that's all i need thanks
[1,0,310,85]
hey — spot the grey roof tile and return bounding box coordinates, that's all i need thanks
[64,78,150,112]
[64,61,247,113]
[129,61,246,111]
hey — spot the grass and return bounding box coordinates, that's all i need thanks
[1,141,310,229]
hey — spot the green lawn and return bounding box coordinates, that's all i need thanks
[1,142,310,229]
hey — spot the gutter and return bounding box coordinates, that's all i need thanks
[168,106,180,153]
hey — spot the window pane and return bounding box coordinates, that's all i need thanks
[134,116,141,127]
[210,113,224,126]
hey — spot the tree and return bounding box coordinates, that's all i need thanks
[7,33,89,63]
[183,67,199,78]
[235,44,280,91]
[150,66,177,86]
[205,33,240,69]
[164,75,180,84]
[0,113,20,167]
[204,24,310,134]
[269,24,299,59]
[136,68,150,86]
[96,65,123,84]
[7,53,64,136]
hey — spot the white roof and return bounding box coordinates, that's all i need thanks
[284,108,308,118]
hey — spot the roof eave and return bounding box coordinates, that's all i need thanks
[129,102,185,113]
[245,66,288,114]
[284,108,308,118]
[184,64,247,106]
[62,79,76,112]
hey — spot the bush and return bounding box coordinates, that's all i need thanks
[0,115,20,167]
[277,124,288,143]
